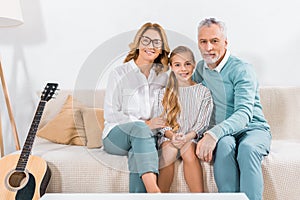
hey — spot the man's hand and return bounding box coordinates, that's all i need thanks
[146,117,166,130]
[196,133,217,162]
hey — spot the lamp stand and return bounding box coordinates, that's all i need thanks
[0,117,3,157]
[0,59,20,157]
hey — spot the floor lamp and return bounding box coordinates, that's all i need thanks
[0,0,24,157]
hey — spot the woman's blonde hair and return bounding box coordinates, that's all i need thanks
[124,22,170,74]
[161,46,195,132]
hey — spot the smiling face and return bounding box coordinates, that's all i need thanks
[170,52,195,86]
[198,24,227,69]
[136,28,162,65]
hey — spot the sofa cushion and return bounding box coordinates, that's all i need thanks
[262,140,300,200]
[39,90,73,128]
[32,137,129,193]
[37,95,86,146]
[81,107,104,148]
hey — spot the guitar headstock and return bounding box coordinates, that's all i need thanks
[41,83,59,102]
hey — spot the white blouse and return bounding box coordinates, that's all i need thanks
[103,60,168,139]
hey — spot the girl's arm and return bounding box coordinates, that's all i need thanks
[190,89,213,140]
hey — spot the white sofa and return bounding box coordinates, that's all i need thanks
[30,87,300,200]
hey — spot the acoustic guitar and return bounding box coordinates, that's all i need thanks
[0,83,58,200]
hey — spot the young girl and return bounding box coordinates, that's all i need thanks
[153,46,213,192]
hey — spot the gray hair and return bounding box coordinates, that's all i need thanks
[198,18,227,38]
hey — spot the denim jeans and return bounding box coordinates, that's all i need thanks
[213,128,271,200]
[103,121,159,193]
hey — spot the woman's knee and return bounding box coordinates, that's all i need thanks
[130,121,153,138]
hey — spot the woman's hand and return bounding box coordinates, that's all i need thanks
[146,117,166,130]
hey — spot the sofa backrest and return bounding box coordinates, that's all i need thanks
[40,87,300,141]
[39,90,105,128]
[260,86,300,140]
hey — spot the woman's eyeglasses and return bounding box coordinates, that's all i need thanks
[140,36,162,48]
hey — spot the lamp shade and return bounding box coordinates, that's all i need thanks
[0,0,23,27]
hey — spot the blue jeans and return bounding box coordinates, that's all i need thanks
[103,121,159,193]
[213,128,271,200]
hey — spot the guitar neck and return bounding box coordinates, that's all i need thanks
[16,101,47,171]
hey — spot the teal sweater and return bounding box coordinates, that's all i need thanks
[193,55,270,140]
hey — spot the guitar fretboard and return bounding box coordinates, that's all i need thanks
[16,101,46,171]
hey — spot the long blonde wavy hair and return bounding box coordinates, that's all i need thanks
[124,22,170,74]
[161,46,195,132]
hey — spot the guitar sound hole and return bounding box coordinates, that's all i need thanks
[8,171,28,188]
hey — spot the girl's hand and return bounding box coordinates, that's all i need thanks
[171,133,186,149]
[175,133,186,141]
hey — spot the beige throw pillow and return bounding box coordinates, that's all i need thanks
[37,95,86,146]
[81,107,104,148]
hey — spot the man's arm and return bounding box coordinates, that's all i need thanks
[197,63,258,162]
[208,63,257,139]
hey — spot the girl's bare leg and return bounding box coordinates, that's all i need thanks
[181,142,204,192]
[158,141,178,192]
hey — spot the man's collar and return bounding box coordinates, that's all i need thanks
[204,50,230,72]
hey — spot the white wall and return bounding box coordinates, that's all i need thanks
[1,0,299,154]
